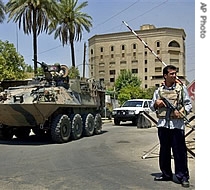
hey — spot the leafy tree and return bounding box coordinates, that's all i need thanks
[114,70,156,105]
[6,0,59,75]
[0,40,26,80]
[69,66,80,79]
[0,0,5,23]
[25,64,33,72]
[48,0,92,67]
[117,85,144,105]
[115,70,141,94]
[144,87,156,99]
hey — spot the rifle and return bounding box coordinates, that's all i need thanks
[161,97,189,123]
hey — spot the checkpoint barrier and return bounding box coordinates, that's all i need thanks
[141,111,195,159]
[137,112,152,128]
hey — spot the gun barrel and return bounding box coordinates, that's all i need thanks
[32,59,47,67]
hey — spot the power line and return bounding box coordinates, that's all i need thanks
[101,0,169,34]
[128,0,168,23]
[91,0,141,30]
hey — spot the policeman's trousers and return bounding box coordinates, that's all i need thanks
[158,127,189,181]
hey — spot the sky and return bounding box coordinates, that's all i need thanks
[0,0,195,82]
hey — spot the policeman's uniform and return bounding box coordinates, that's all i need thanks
[150,82,192,182]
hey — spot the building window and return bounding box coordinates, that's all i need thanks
[133,43,136,49]
[155,84,160,88]
[145,84,148,88]
[145,68,147,72]
[110,78,115,82]
[120,61,126,64]
[170,59,179,64]
[91,49,93,55]
[132,69,138,74]
[133,52,136,57]
[111,46,114,51]
[100,55,103,59]
[99,70,105,74]
[99,62,105,66]
[145,51,147,56]
[111,54,114,58]
[122,45,125,50]
[100,78,104,83]
[155,67,162,72]
[100,47,103,52]
[145,60,147,64]
[109,62,115,65]
[120,69,126,73]
[122,53,125,58]
[168,40,180,47]
[131,60,138,64]
[155,58,160,62]
[109,70,115,75]
[157,41,160,47]
[145,76,147,80]
[157,50,160,54]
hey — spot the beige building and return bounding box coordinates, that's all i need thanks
[88,24,186,89]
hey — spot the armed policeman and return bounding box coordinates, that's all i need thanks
[150,65,192,188]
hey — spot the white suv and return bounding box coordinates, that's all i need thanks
[112,99,152,125]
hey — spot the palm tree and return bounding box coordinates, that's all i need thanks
[48,0,92,67]
[6,0,59,75]
[0,0,5,23]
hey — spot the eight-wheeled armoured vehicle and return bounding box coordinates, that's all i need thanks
[0,61,105,143]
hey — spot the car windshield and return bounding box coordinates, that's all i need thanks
[122,101,143,107]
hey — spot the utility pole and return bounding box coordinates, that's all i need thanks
[82,42,86,79]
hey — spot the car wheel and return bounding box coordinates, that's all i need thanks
[114,118,120,125]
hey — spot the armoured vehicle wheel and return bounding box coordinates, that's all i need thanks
[94,114,102,135]
[51,114,71,143]
[71,114,83,140]
[14,128,31,139]
[0,127,13,140]
[83,113,94,136]
[114,118,120,125]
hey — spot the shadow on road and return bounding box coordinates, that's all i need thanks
[0,130,108,146]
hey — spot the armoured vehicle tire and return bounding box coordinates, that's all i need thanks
[0,127,13,140]
[83,113,95,136]
[94,114,102,135]
[114,118,120,125]
[71,114,83,140]
[51,114,71,143]
[14,128,31,139]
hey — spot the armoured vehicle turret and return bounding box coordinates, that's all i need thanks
[0,61,105,143]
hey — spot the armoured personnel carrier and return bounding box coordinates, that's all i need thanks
[0,61,105,143]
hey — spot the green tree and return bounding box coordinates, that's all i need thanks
[48,0,92,67]
[69,66,80,79]
[0,40,26,80]
[115,70,141,94]
[0,0,5,23]
[6,0,59,75]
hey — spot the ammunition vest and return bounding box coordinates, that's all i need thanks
[156,83,184,119]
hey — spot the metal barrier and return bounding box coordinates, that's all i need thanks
[141,111,195,159]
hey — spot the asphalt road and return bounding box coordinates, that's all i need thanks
[0,121,195,190]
